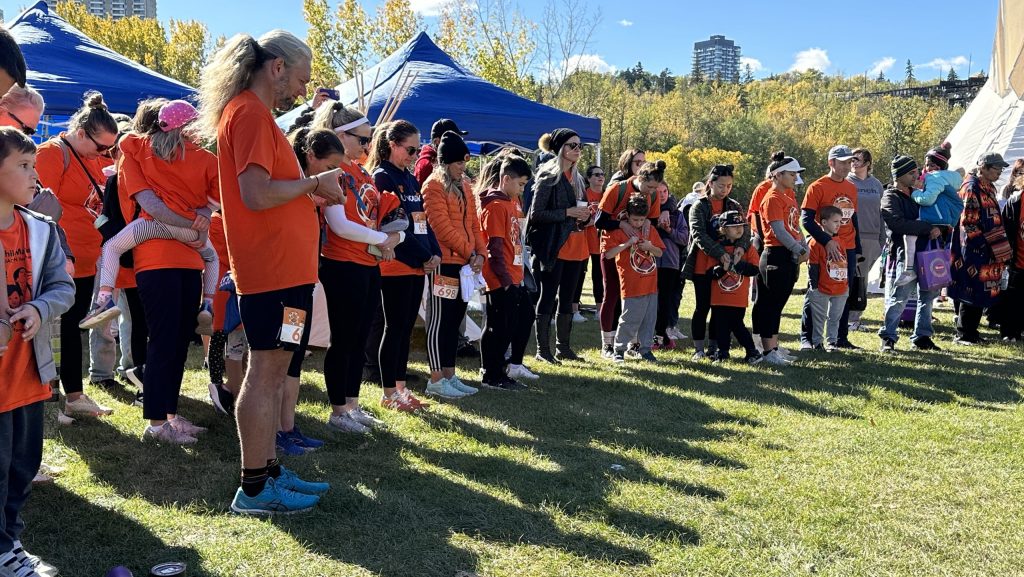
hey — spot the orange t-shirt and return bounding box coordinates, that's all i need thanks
[598,180,660,220]
[558,229,589,261]
[711,245,759,308]
[747,179,772,232]
[480,196,525,291]
[322,160,400,266]
[760,188,802,248]
[606,228,664,299]
[801,176,858,251]
[118,134,209,274]
[217,90,318,295]
[695,198,726,274]
[809,238,849,296]
[35,134,109,278]
[208,213,230,331]
[585,188,602,255]
[0,212,50,411]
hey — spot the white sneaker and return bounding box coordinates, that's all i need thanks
[572,311,587,323]
[347,408,385,430]
[327,412,370,434]
[56,411,75,426]
[64,394,113,417]
[169,415,207,436]
[143,422,197,445]
[507,363,539,380]
[777,347,796,361]
[762,350,793,366]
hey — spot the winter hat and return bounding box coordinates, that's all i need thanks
[438,131,470,164]
[891,155,918,180]
[158,100,198,132]
[430,118,467,139]
[540,128,580,154]
[925,142,952,170]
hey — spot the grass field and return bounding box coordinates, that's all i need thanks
[24,282,1024,577]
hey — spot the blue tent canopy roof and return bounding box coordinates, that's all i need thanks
[9,1,195,116]
[277,32,601,149]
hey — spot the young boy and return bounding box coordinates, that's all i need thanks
[0,127,75,577]
[709,211,762,364]
[479,155,535,390]
[806,205,849,350]
[604,193,665,363]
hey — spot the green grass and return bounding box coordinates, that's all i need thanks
[26,281,1024,577]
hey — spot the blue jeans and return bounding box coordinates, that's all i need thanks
[0,401,44,552]
[878,272,936,343]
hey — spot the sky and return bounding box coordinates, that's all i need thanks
[2,0,1001,81]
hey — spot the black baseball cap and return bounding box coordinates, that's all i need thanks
[719,210,745,227]
[977,152,1010,168]
[431,118,467,139]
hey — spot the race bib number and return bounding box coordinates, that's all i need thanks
[280,306,307,345]
[412,211,427,235]
[432,275,460,300]
[827,255,849,281]
[513,247,523,266]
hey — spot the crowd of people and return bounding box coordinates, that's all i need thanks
[0,26,1022,577]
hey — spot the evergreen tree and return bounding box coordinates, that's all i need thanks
[742,63,755,84]
[904,59,915,86]
[947,67,959,82]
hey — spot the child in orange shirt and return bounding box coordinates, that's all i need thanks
[479,154,534,390]
[0,127,75,576]
[806,205,849,350]
[709,211,762,364]
[603,193,664,363]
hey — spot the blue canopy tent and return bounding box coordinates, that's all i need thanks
[9,1,195,125]
[277,32,601,151]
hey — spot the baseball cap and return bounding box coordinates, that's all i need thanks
[158,100,198,132]
[719,210,745,227]
[977,152,1010,168]
[431,118,467,139]
[828,145,856,162]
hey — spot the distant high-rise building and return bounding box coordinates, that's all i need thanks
[692,35,741,83]
[45,0,157,19]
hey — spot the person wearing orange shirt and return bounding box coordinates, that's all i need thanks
[35,92,118,419]
[708,211,763,364]
[422,131,486,398]
[197,31,342,515]
[526,129,591,363]
[603,193,664,363]
[578,165,605,312]
[800,145,862,350]
[752,152,808,366]
[316,105,405,433]
[806,205,849,350]
[0,127,75,577]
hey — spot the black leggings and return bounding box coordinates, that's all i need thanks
[656,267,680,339]
[379,274,424,387]
[572,255,588,305]
[426,263,469,371]
[535,258,584,316]
[712,305,758,357]
[482,285,535,375]
[690,273,713,342]
[122,287,147,368]
[60,276,94,394]
[321,259,380,404]
[208,330,226,385]
[752,246,798,338]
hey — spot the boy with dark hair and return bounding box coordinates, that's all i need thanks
[806,205,849,350]
[709,211,762,364]
[479,155,535,390]
[604,193,664,363]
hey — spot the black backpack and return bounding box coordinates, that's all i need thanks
[95,173,140,268]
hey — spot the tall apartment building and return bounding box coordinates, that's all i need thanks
[45,0,157,19]
[692,35,741,83]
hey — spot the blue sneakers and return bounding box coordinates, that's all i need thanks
[275,431,307,456]
[230,477,320,515]
[276,466,330,495]
[284,425,324,450]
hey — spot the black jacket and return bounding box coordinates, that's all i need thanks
[1003,190,1023,272]
[526,163,577,271]
[373,160,441,270]
[880,186,934,267]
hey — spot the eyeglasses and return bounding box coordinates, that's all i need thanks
[590,172,605,177]
[404,145,421,156]
[85,130,113,153]
[345,131,371,146]
[851,157,867,164]
[565,142,582,150]
[4,109,34,136]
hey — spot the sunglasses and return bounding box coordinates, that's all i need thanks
[85,130,113,153]
[565,142,582,150]
[345,131,371,146]
[4,109,34,136]
[404,145,421,156]
[590,172,605,177]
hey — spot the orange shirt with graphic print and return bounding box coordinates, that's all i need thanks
[0,212,50,412]
[605,228,664,299]
[711,245,759,308]
[322,160,401,266]
[808,238,849,296]
[35,135,110,277]
[217,90,318,295]
[481,196,525,291]
[760,188,801,248]
[801,176,858,251]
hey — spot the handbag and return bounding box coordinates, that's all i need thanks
[849,273,868,312]
[916,238,953,291]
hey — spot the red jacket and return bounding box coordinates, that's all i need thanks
[414,143,436,186]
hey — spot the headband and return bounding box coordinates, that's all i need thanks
[771,159,804,175]
[333,116,370,133]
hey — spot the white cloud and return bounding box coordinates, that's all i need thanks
[868,56,896,76]
[618,19,633,27]
[565,53,616,74]
[739,56,763,73]
[788,48,831,72]
[921,55,969,70]
[408,0,449,17]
